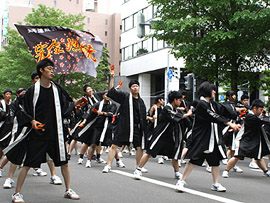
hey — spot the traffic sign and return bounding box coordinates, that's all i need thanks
[168,69,173,79]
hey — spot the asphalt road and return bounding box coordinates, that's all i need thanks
[0,151,270,203]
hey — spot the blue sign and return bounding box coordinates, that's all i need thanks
[220,95,225,102]
[168,69,173,79]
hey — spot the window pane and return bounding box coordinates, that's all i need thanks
[153,38,164,51]
[134,42,142,56]
[143,5,153,22]
[143,38,152,52]
[124,16,133,31]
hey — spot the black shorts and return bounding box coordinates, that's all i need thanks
[189,145,221,167]
[224,132,233,147]
[112,126,142,148]
[146,139,175,159]
[23,138,68,168]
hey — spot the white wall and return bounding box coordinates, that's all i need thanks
[121,48,185,76]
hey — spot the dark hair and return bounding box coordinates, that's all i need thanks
[83,85,91,92]
[251,99,264,109]
[155,94,164,104]
[0,95,3,100]
[241,94,249,101]
[168,91,182,103]
[3,89,12,94]
[226,90,236,98]
[128,80,140,88]
[36,58,54,77]
[16,88,25,95]
[31,71,39,80]
[191,99,199,108]
[197,81,216,98]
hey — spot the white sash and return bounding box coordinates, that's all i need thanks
[129,93,134,143]
[33,80,66,161]
[0,100,7,128]
[153,105,158,128]
[77,100,104,138]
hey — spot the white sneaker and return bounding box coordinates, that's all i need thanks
[85,160,92,168]
[50,175,62,185]
[249,162,259,169]
[158,157,164,164]
[12,192,24,203]
[222,159,228,165]
[206,166,212,173]
[134,169,142,180]
[141,167,148,173]
[116,160,125,168]
[96,158,106,164]
[222,170,229,178]
[176,180,186,192]
[3,178,15,189]
[175,171,182,179]
[180,160,186,164]
[232,166,243,173]
[201,162,207,167]
[163,156,169,161]
[33,168,47,176]
[64,188,80,200]
[211,183,226,192]
[102,165,111,173]
[130,151,136,156]
[263,170,270,177]
[118,152,123,158]
[77,158,84,164]
[0,168,3,177]
[122,149,129,153]
[105,148,110,153]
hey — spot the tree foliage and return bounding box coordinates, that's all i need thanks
[149,0,270,92]
[0,4,110,98]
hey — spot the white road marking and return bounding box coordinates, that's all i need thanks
[112,170,243,203]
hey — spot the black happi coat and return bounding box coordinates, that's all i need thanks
[0,100,14,148]
[186,98,236,161]
[5,80,74,165]
[81,91,106,119]
[147,104,184,159]
[235,112,270,159]
[107,87,147,143]
[70,91,104,136]
[75,100,117,146]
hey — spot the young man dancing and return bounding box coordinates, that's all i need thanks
[5,59,81,202]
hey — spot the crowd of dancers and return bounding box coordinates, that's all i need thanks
[0,58,270,202]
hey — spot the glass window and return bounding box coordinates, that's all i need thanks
[87,17,90,23]
[142,38,152,53]
[120,25,122,30]
[105,31,107,36]
[54,0,56,6]
[105,43,107,48]
[143,5,153,22]
[133,12,138,27]
[124,16,133,31]
[76,0,79,4]
[134,41,142,56]
[124,46,132,60]
[153,38,164,51]
[105,19,108,25]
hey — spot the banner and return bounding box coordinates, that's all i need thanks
[15,24,103,77]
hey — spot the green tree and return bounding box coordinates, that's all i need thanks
[0,4,110,98]
[149,0,270,92]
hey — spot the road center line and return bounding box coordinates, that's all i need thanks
[112,170,243,203]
